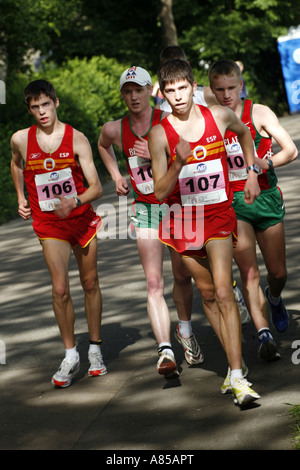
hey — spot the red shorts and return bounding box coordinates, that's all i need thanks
[159,205,237,258]
[32,207,102,248]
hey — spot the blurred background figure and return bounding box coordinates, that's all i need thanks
[235,60,248,99]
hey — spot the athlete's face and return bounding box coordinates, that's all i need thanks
[121,83,153,114]
[210,74,242,111]
[28,93,59,127]
[163,79,196,115]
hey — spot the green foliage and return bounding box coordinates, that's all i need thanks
[0,73,32,224]
[38,56,128,137]
[174,0,300,114]
[0,0,82,74]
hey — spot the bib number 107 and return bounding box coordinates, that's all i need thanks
[185,173,220,192]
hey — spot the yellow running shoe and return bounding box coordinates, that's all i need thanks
[220,362,249,394]
[231,377,260,406]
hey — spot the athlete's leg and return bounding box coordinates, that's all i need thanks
[181,255,225,350]
[256,221,287,298]
[40,239,75,349]
[233,220,268,331]
[168,247,193,322]
[136,227,171,345]
[73,237,102,343]
[206,237,242,371]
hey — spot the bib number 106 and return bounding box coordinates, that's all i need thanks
[42,180,73,198]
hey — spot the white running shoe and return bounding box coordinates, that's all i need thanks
[157,348,179,377]
[233,281,251,324]
[52,353,80,388]
[88,350,107,377]
[231,377,260,406]
[174,325,204,365]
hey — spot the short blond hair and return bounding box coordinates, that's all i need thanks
[208,60,242,86]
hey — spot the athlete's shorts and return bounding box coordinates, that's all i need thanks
[32,207,102,248]
[232,186,285,231]
[159,205,237,258]
[130,201,168,230]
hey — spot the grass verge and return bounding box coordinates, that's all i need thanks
[289,405,300,449]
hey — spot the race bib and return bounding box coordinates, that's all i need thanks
[226,141,261,181]
[128,155,154,195]
[35,168,77,211]
[178,159,227,206]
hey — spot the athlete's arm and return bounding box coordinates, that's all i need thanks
[149,124,183,202]
[54,129,103,218]
[10,130,32,220]
[211,105,260,204]
[75,130,103,201]
[203,86,218,106]
[253,104,298,169]
[98,121,129,196]
[133,136,151,160]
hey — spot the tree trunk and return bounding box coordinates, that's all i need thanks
[159,0,178,46]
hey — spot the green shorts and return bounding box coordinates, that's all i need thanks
[130,201,168,230]
[232,186,285,231]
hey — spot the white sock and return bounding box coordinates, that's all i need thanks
[89,344,101,354]
[158,342,174,357]
[269,293,280,305]
[178,320,193,338]
[230,368,243,386]
[65,346,78,360]
[258,327,272,337]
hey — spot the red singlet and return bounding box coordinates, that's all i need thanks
[159,105,237,257]
[121,108,164,204]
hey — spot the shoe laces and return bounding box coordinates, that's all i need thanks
[59,356,78,375]
[89,351,104,368]
[186,335,200,354]
[232,377,252,391]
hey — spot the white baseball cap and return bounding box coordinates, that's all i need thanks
[120,66,152,90]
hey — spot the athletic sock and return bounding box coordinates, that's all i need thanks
[89,339,102,355]
[269,294,281,305]
[267,287,281,305]
[158,342,174,357]
[230,368,243,386]
[258,327,273,338]
[178,320,193,338]
[65,346,78,361]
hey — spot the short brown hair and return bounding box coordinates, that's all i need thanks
[24,79,57,108]
[208,60,241,86]
[158,59,194,93]
[159,45,187,63]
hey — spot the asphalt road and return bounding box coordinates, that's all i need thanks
[0,113,300,453]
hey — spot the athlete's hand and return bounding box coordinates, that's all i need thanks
[175,135,191,166]
[18,199,32,220]
[54,195,74,219]
[133,136,151,160]
[115,176,130,196]
[244,171,261,204]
